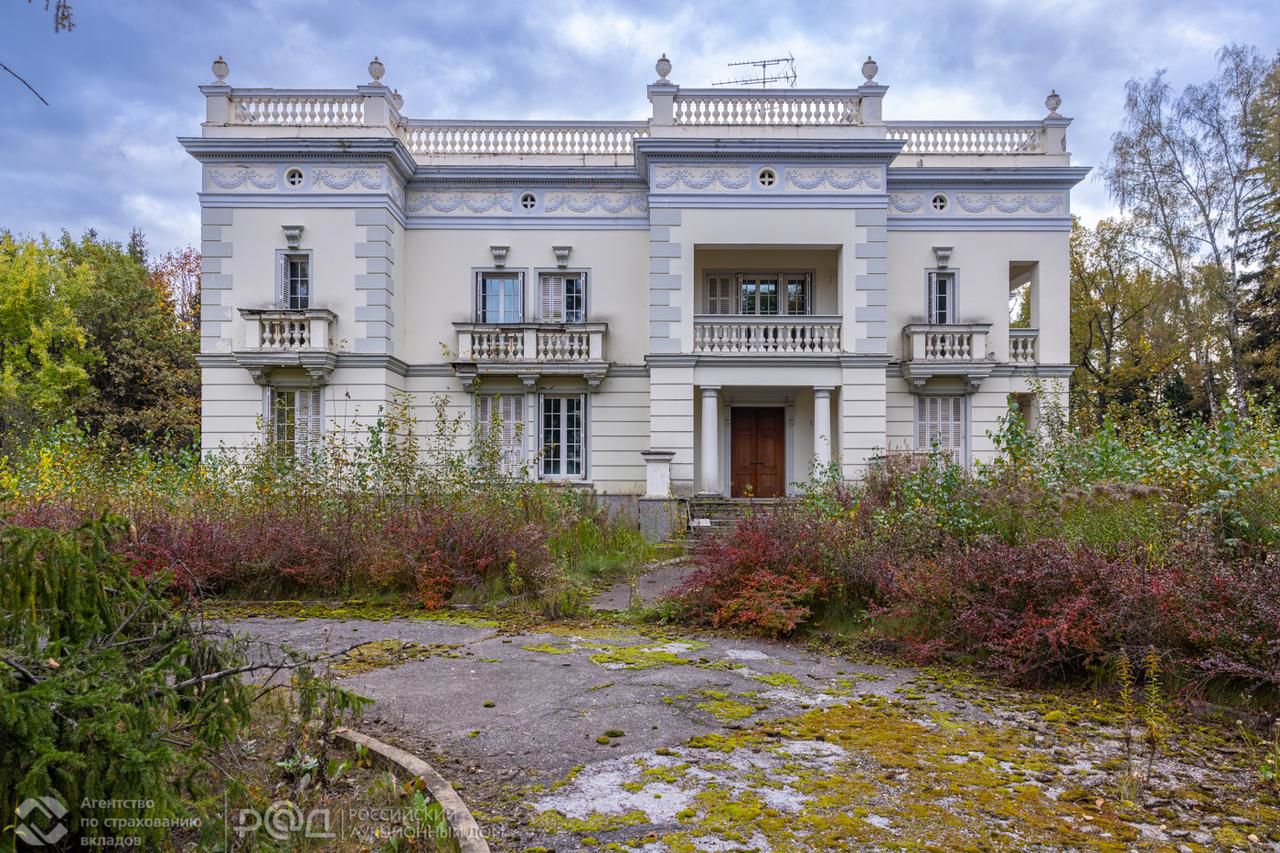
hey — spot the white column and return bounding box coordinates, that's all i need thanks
[699,385,721,494]
[813,386,833,470]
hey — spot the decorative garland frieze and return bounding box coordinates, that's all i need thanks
[544,192,648,214]
[206,168,277,190]
[889,191,1066,216]
[955,193,1064,214]
[785,167,882,191]
[311,168,384,191]
[653,167,752,191]
[407,192,513,214]
[889,193,924,212]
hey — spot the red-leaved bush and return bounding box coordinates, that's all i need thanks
[674,509,833,637]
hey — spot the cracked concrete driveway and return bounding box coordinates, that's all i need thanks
[227,613,1280,851]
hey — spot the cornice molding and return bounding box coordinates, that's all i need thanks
[886,166,1091,190]
[178,137,418,182]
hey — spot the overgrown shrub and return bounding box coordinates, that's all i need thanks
[675,508,833,637]
[674,401,1280,699]
[0,395,653,609]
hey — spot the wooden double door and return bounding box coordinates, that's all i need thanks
[730,407,786,497]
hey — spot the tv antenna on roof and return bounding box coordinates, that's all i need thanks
[713,53,796,88]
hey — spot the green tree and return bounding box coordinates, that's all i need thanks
[1069,218,1188,426]
[1104,44,1272,414]
[1242,54,1280,399]
[58,233,199,450]
[0,234,92,443]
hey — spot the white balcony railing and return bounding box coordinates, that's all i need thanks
[205,83,1067,158]
[455,323,606,363]
[239,308,336,352]
[902,323,992,362]
[885,121,1046,155]
[403,121,649,156]
[672,90,861,126]
[228,90,365,127]
[1010,328,1039,364]
[693,316,842,354]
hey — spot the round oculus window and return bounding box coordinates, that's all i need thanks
[757,167,777,188]
[519,192,537,210]
[930,193,949,212]
[284,167,304,188]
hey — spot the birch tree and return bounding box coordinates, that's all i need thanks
[1104,45,1271,413]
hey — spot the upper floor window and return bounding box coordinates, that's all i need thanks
[277,253,310,309]
[476,271,523,323]
[538,272,586,323]
[269,387,322,456]
[927,271,955,324]
[704,272,812,316]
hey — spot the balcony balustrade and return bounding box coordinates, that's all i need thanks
[900,323,994,389]
[1009,328,1039,364]
[234,308,338,384]
[452,322,608,389]
[693,315,842,355]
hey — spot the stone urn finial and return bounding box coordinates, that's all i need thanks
[655,53,672,84]
[391,89,404,110]
[212,56,229,83]
[1045,89,1062,117]
[861,56,878,83]
[368,56,386,85]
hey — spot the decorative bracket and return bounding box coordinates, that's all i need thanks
[282,225,304,249]
[490,245,509,268]
[518,373,540,389]
[552,245,572,268]
[932,245,953,269]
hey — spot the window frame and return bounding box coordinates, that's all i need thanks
[538,392,588,481]
[265,385,323,457]
[702,271,814,316]
[275,249,313,310]
[915,393,967,464]
[473,269,526,324]
[534,268,589,324]
[474,392,527,474]
[925,268,958,325]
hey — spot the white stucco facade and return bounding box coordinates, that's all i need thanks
[184,55,1086,502]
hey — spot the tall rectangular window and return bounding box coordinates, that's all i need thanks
[784,274,810,315]
[916,395,965,463]
[277,253,310,309]
[475,394,526,473]
[706,275,736,314]
[538,273,586,323]
[270,387,322,456]
[541,395,584,478]
[476,272,523,323]
[927,272,955,324]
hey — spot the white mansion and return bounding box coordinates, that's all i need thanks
[184,54,1084,532]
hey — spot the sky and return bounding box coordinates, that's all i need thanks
[1,0,1277,257]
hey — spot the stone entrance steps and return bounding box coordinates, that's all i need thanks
[687,496,789,540]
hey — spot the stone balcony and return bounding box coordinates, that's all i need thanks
[692,315,843,355]
[234,307,337,384]
[1009,328,1040,364]
[197,55,1072,168]
[900,323,995,389]
[452,323,608,389]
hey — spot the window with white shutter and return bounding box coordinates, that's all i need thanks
[541,395,585,479]
[538,273,586,323]
[475,394,526,473]
[276,253,311,309]
[916,395,965,463]
[927,272,954,324]
[269,387,323,457]
[706,275,736,315]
